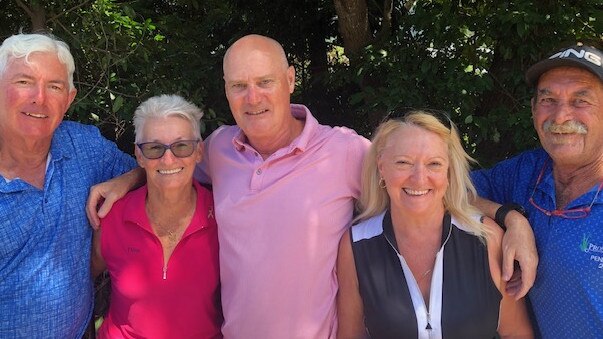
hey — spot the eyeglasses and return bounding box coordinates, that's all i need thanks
[382,107,453,130]
[136,139,199,159]
[529,161,603,218]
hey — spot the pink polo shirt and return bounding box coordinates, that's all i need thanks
[98,181,222,339]
[198,104,369,339]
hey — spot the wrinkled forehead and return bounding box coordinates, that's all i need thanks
[538,66,602,87]
[5,51,68,76]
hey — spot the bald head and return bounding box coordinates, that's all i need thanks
[223,34,289,75]
[221,34,299,153]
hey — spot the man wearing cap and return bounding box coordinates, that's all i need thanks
[472,44,603,337]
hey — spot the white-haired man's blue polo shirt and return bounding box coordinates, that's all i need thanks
[0,121,136,338]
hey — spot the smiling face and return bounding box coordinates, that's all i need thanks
[135,116,202,192]
[223,35,295,145]
[378,125,449,216]
[0,52,76,144]
[532,67,603,167]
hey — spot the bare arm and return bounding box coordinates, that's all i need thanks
[483,217,534,338]
[86,167,145,229]
[336,230,369,339]
[91,228,106,278]
[474,197,538,299]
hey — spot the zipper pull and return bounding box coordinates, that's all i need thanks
[163,266,167,280]
[426,312,433,339]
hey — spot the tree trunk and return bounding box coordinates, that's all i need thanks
[14,0,47,32]
[333,0,371,61]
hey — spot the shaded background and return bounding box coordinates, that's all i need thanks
[1,0,602,166]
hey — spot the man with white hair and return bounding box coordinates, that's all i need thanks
[0,33,136,337]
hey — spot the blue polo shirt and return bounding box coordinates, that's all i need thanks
[472,148,603,338]
[0,121,136,338]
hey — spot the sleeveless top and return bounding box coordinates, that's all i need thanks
[351,211,501,339]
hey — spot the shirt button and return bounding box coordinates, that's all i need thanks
[256,169,262,175]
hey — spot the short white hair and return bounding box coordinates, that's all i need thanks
[133,94,204,143]
[0,33,75,90]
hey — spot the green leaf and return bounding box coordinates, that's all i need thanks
[112,96,124,113]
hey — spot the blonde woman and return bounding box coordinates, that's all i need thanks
[337,111,533,338]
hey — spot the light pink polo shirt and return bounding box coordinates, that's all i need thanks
[197,104,369,339]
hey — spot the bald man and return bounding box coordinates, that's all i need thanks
[88,34,370,338]
[88,34,537,338]
[198,35,370,338]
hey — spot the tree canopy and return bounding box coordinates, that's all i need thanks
[2,0,601,165]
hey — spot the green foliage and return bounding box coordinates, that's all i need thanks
[333,0,602,165]
[1,0,601,164]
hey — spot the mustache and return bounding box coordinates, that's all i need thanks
[543,120,587,134]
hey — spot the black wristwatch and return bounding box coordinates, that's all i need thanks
[495,203,528,231]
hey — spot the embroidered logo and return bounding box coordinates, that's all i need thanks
[127,246,140,254]
[208,207,214,219]
[580,234,589,252]
[581,234,603,269]
[549,48,602,67]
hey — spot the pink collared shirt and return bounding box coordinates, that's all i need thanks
[197,104,369,339]
[98,181,222,339]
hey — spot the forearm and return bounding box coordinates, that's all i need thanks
[473,196,501,220]
[90,229,106,278]
[87,167,146,228]
[119,167,146,191]
[474,197,528,232]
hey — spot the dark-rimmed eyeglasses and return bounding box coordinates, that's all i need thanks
[529,161,603,219]
[136,139,199,159]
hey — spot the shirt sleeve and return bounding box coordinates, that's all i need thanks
[195,130,217,185]
[94,132,137,182]
[345,133,371,200]
[68,123,137,183]
[470,149,542,205]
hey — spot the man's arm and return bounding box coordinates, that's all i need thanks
[474,196,538,300]
[86,167,145,229]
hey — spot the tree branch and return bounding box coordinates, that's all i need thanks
[46,0,95,23]
[14,0,33,17]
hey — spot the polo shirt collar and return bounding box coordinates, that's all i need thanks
[231,104,318,155]
[0,123,72,191]
[122,180,209,236]
[49,122,75,162]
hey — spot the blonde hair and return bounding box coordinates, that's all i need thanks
[355,110,487,239]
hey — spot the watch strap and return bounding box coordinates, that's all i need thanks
[495,203,527,231]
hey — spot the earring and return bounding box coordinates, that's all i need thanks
[379,177,386,189]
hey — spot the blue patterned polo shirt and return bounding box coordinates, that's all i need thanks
[472,148,603,339]
[0,121,136,338]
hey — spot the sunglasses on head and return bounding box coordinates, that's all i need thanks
[382,107,453,130]
[136,139,199,159]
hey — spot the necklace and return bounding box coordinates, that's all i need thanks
[146,202,196,246]
[153,221,184,244]
[419,268,433,282]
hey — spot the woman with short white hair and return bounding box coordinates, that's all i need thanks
[92,94,222,338]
